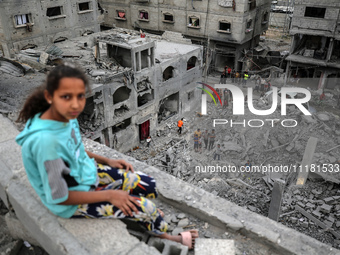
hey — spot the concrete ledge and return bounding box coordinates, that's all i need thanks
[147,236,188,255]
[0,114,161,255]
[195,239,235,255]
[83,139,340,255]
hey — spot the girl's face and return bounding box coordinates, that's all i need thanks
[46,77,86,122]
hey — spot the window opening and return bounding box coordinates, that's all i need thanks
[188,91,195,100]
[117,10,126,19]
[114,105,129,117]
[14,14,31,25]
[21,44,37,50]
[113,86,131,104]
[249,0,256,11]
[164,13,174,22]
[54,37,67,43]
[187,56,198,70]
[219,21,231,32]
[79,2,90,11]
[262,12,269,24]
[246,19,252,29]
[188,16,200,27]
[163,66,174,81]
[112,118,131,134]
[46,7,62,17]
[305,7,326,18]
[139,10,149,20]
[158,93,179,123]
[138,91,154,107]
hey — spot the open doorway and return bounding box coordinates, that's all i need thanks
[139,120,150,141]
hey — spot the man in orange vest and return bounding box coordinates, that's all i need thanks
[177,118,184,134]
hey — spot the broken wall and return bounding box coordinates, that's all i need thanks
[291,1,340,37]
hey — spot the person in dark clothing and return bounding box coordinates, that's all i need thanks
[208,129,216,151]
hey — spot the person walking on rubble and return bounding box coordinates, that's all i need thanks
[177,118,184,135]
[220,72,226,84]
[146,136,151,148]
[194,128,202,139]
[213,144,221,161]
[203,129,209,149]
[243,71,249,86]
[208,129,216,151]
[15,64,198,249]
[235,71,240,85]
[193,134,199,152]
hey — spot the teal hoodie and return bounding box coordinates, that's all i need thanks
[16,113,98,218]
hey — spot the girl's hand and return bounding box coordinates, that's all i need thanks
[107,159,134,173]
[110,190,139,216]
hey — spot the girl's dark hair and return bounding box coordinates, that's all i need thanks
[17,63,90,123]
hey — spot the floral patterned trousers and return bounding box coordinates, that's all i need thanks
[72,164,168,235]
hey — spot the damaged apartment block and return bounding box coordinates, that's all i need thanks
[98,0,271,72]
[286,0,340,89]
[73,29,202,152]
[0,0,101,58]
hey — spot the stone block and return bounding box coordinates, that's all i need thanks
[290,217,298,224]
[7,180,90,255]
[305,203,315,209]
[5,212,39,246]
[296,202,305,208]
[324,220,333,228]
[312,209,322,218]
[320,204,332,214]
[268,182,283,221]
[177,218,189,227]
[128,243,161,255]
[58,218,152,255]
[195,239,235,255]
[147,236,188,255]
[0,159,12,208]
[301,222,308,228]
[311,190,322,196]
[0,114,19,143]
[324,197,335,204]
[327,216,335,224]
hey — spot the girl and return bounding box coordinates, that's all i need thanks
[16,64,197,248]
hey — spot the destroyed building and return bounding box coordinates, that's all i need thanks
[98,0,271,72]
[285,0,340,89]
[0,0,101,58]
[17,29,202,152]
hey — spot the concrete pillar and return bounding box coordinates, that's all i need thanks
[1,43,11,58]
[133,51,137,72]
[318,71,328,90]
[148,48,151,68]
[326,39,334,62]
[138,51,142,71]
[284,61,291,86]
[151,47,155,66]
[289,35,296,54]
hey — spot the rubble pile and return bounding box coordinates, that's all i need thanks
[130,91,340,249]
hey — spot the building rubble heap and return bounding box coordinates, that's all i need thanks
[129,82,340,249]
